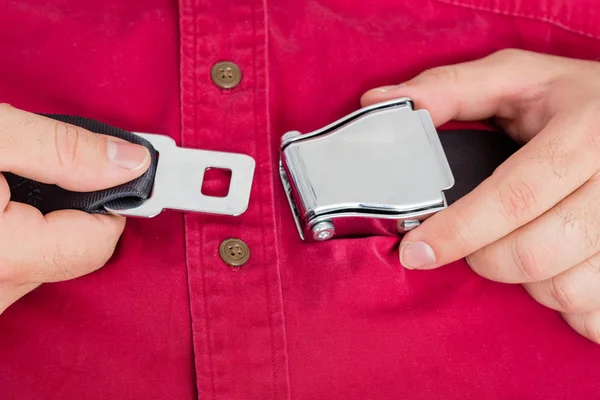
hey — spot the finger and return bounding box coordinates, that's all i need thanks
[399,106,600,270]
[0,202,125,284]
[0,173,9,212]
[562,309,600,345]
[466,175,600,283]
[360,48,581,134]
[0,103,150,192]
[523,254,600,314]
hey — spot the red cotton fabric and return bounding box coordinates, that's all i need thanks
[2,1,600,399]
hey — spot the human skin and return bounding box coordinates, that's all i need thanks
[362,48,600,344]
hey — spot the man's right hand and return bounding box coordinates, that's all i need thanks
[0,104,150,314]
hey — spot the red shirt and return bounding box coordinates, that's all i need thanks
[2,1,600,399]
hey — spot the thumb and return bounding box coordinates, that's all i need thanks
[0,103,150,192]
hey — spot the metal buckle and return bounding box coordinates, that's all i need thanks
[279,97,455,241]
[105,133,255,217]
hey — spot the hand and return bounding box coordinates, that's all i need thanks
[361,49,600,344]
[0,104,150,314]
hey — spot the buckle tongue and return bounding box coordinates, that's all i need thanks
[105,133,255,217]
[279,98,455,241]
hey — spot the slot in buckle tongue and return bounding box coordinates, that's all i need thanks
[279,97,455,242]
[104,133,255,217]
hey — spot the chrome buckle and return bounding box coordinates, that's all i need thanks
[105,133,255,217]
[279,98,455,241]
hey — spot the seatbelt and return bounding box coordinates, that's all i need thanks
[5,108,519,234]
[6,114,256,218]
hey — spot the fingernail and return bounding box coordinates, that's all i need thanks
[399,241,436,269]
[375,84,406,93]
[107,140,149,170]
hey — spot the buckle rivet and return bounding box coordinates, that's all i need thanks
[312,221,335,241]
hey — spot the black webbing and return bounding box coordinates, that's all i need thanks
[4,114,158,215]
[439,128,520,205]
[4,115,518,215]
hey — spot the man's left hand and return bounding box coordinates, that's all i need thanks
[361,48,600,344]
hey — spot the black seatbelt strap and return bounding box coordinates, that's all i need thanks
[440,128,520,205]
[4,114,158,215]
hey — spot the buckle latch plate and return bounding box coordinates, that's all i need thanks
[105,133,255,218]
[279,98,454,241]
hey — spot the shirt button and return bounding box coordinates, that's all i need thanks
[211,61,242,89]
[219,238,250,268]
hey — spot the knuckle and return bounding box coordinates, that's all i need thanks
[548,276,580,313]
[96,246,115,270]
[465,251,491,279]
[40,241,115,283]
[496,173,538,222]
[418,65,460,86]
[84,245,115,275]
[533,136,569,179]
[52,121,85,171]
[40,247,92,282]
[582,208,600,251]
[489,48,527,62]
[53,250,81,281]
[511,239,546,281]
[582,257,600,274]
[585,316,600,344]
[446,211,476,250]
[557,200,600,251]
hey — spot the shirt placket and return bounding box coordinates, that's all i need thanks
[178,1,290,399]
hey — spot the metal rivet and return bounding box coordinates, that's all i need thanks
[219,238,250,268]
[399,220,420,232]
[311,221,335,241]
[211,61,242,89]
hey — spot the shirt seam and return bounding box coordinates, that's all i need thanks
[193,0,217,395]
[254,2,280,398]
[434,0,600,41]
[260,0,292,398]
[178,0,199,398]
